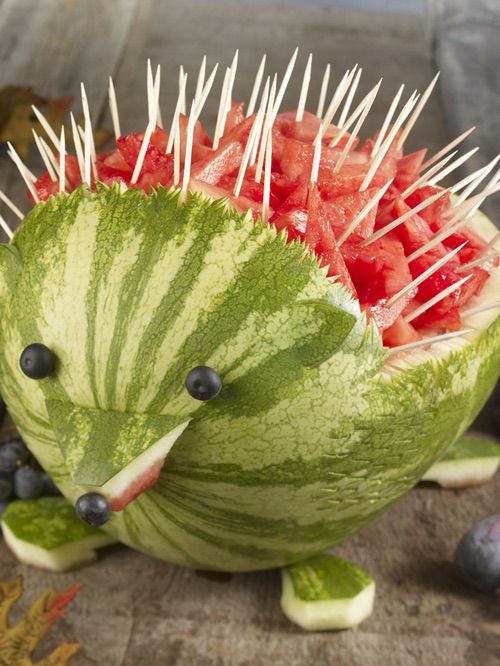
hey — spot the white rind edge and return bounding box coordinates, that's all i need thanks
[421,457,500,488]
[1,521,116,572]
[88,420,191,501]
[280,569,375,631]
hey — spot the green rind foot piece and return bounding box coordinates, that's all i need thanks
[1,497,117,572]
[281,554,375,631]
[421,434,500,489]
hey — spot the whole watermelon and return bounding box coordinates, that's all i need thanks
[0,185,499,571]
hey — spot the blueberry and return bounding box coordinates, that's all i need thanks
[0,447,18,475]
[41,472,62,496]
[13,467,43,499]
[0,476,12,501]
[19,343,56,379]
[75,493,111,526]
[0,501,9,519]
[454,514,500,593]
[185,366,222,401]
[3,438,29,465]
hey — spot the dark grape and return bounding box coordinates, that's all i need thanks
[0,476,12,501]
[75,493,111,526]
[0,501,9,519]
[13,467,43,499]
[0,447,18,475]
[454,514,500,593]
[3,437,29,464]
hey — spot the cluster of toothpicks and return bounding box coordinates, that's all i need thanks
[1,48,499,355]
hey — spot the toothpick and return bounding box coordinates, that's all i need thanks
[250,76,270,166]
[154,64,163,128]
[193,63,219,119]
[457,250,499,273]
[333,79,381,174]
[181,100,196,194]
[296,53,312,122]
[234,101,266,197]
[0,190,24,220]
[388,328,473,355]
[166,72,188,154]
[310,126,322,184]
[213,68,231,150]
[443,180,500,231]
[39,136,60,177]
[173,115,181,187]
[194,55,207,106]
[396,72,440,150]
[271,47,299,119]
[32,130,56,181]
[337,67,362,129]
[247,54,266,117]
[7,142,39,202]
[452,154,500,205]
[146,59,158,126]
[31,105,61,151]
[316,63,331,118]
[404,275,473,323]
[395,149,459,201]
[0,213,13,240]
[108,76,121,140]
[420,126,475,172]
[179,65,186,115]
[59,126,66,193]
[214,49,239,142]
[426,147,479,187]
[463,300,500,317]
[320,66,358,136]
[337,179,393,246]
[360,91,419,191]
[131,69,161,184]
[255,74,277,183]
[386,242,466,309]
[70,113,85,180]
[371,84,405,156]
[329,83,379,148]
[362,187,451,246]
[80,82,97,180]
[262,130,272,223]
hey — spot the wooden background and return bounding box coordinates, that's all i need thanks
[0,1,499,664]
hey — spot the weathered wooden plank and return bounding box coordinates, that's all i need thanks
[0,0,138,240]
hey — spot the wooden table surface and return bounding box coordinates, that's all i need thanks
[0,1,499,665]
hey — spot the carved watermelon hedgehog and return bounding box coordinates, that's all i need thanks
[0,52,499,631]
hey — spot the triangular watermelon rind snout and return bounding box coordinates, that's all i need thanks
[45,399,190,492]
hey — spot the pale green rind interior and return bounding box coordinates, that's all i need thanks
[0,185,498,571]
[1,522,115,572]
[438,434,500,461]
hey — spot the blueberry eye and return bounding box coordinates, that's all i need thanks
[19,343,56,379]
[185,366,222,401]
[75,492,111,526]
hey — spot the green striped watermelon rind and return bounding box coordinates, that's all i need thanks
[0,184,499,572]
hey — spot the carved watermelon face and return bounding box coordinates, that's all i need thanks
[0,185,498,571]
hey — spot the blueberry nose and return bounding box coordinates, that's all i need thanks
[75,492,111,526]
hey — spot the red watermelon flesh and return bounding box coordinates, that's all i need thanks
[31,103,495,348]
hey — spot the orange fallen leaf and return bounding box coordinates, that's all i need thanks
[0,575,80,666]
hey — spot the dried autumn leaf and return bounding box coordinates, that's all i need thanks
[0,85,112,160]
[0,575,80,666]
